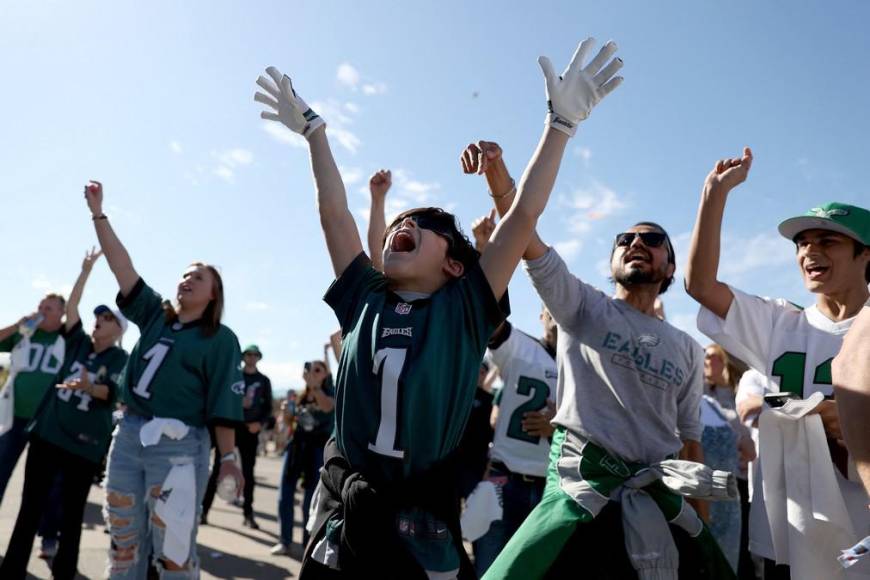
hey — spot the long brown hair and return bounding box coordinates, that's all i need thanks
[162,262,225,337]
[706,343,739,389]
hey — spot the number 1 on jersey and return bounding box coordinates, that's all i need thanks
[369,347,406,459]
[131,341,172,400]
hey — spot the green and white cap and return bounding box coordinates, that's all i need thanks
[778,202,870,246]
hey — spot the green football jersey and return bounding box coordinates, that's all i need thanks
[0,328,65,419]
[325,253,507,481]
[117,279,244,427]
[29,321,128,464]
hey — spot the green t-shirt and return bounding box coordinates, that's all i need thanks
[117,278,244,427]
[29,321,128,464]
[324,253,507,572]
[0,328,65,419]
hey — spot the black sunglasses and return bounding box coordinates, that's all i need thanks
[615,232,667,248]
[389,212,456,249]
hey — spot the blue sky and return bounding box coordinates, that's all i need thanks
[2,1,868,391]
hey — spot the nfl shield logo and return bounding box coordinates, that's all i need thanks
[395,302,412,315]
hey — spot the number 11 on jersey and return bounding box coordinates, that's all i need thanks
[368,347,406,459]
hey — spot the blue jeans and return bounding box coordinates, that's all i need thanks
[278,434,324,547]
[104,414,211,579]
[0,416,30,506]
[473,463,545,576]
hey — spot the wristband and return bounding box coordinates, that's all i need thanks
[490,179,516,200]
[220,451,236,463]
[92,214,108,221]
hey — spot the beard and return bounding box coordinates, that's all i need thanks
[614,263,668,287]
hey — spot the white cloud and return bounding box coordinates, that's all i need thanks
[672,229,795,283]
[554,239,583,261]
[31,275,72,297]
[169,140,183,154]
[719,232,795,278]
[211,148,253,183]
[335,62,387,96]
[392,168,440,204]
[244,301,270,312]
[559,182,628,233]
[595,257,612,281]
[344,102,360,114]
[339,166,364,186]
[261,121,307,148]
[218,148,253,167]
[214,166,234,183]
[362,82,387,95]
[31,275,52,291]
[311,100,361,154]
[336,63,361,89]
[574,146,591,164]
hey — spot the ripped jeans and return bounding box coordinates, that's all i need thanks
[104,414,210,579]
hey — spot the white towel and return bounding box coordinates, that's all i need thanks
[153,461,196,566]
[140,418,196,567]
[759,394,870,579]
[460,481,502,542]
[139,417,190,447]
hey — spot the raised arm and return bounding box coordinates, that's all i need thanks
[684,148,753,319]
[478,38,624,299]
[462,140,550,261]
[65,247,103,330]
[367,170,391,272]
[84,181,140,297]
[255,67,363,277]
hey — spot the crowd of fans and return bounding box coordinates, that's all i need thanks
[0,36,867,580]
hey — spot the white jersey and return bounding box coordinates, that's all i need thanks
[698,286,853,399]
[488,323,557,477]
[698,285,866,561]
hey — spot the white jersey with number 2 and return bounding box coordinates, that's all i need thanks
[488,324,557,477]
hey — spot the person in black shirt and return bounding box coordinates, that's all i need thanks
[202,344,273,529]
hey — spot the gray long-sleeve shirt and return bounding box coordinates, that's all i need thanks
[524,248,703,464]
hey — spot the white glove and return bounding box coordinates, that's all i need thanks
[538,38,623,137]
[255,66,325,139]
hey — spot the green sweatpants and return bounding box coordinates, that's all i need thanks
[482,429,735,580]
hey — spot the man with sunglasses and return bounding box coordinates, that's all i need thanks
[256,38,624,578]
[468,134,734,578]
[686,148,870,578]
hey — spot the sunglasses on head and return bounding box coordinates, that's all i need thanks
[615,231,667,248]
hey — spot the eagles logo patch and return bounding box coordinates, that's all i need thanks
[230,380,246,395]
[395,302,412,315]
[637,334,660,348]
[810,207,849,218]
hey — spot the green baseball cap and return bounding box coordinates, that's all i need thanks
[242,344,262,358]
[778,202,870,246]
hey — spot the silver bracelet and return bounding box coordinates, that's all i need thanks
[490,179,516,199]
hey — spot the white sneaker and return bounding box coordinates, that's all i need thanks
[270,543,290,556]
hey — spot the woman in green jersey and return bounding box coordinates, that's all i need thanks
[83,181,245,579]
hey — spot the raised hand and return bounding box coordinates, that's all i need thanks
[82,246,103,272]
[461,141,503,175]
[255,67,325,138]
[369,170,392,200]
[538,38,624,136]
[84,180,103,216]
[471,209,497,252]
[704,147,753,195]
